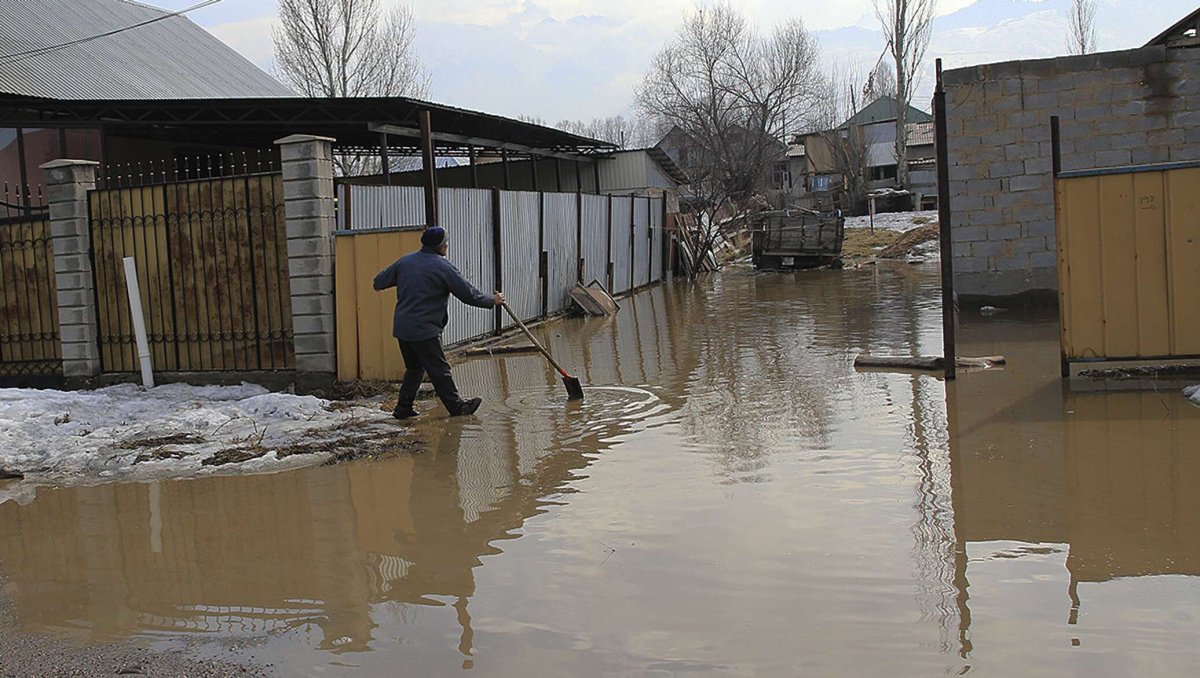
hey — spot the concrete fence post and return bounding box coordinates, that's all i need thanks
[42,159,101,382]
[275,134,337,388]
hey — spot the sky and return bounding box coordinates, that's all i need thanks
[147,0,1198,124]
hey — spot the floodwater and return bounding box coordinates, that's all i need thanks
[2,263,1199,677]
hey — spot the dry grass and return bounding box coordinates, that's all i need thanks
[842,228,902,260]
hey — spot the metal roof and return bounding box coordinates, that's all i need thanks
[0,93,617,158]
[1146,7,1200,47]
[841,97,933,128]
[0,0,295,99]
[907,122,935,146]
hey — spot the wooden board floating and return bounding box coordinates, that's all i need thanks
[462,344,542,358]
[854,355,1007,371]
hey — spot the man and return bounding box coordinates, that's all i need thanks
[373,226,505,419]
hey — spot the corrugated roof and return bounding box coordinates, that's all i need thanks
[907,122,934,146]
[841,96,933,128]
[0,0,295,99]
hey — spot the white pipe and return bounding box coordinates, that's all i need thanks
[122,256,155,388]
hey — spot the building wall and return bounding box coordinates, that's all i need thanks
[944,45,1200,299]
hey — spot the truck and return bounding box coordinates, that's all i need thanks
[750,208,845,270]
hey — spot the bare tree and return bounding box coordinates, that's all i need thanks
[864,58,897,102]
[1067,0,1098,55]
[273,0,431,175]
[635,3,823,273]
[874,0,935,191]
[550,114,669,148]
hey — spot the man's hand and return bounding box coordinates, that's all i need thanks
[493,291,506,306]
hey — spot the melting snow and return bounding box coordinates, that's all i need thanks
[844,210,938,232]
[0,383,395,496]
[1185,385,1200,406]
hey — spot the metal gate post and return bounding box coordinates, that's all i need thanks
[42,159,101,381]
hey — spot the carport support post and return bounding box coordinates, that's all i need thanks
[275,134,337,389]
[419,110,438,226]
[42,159,101,381]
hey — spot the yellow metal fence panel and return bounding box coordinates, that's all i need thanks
[335,229,423,382]
[1166,168,1200,356]
[1057,164,1200,362]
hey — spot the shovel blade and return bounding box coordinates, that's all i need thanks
[563,376,585,401]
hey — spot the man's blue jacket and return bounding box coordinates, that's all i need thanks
[373,247,495,341]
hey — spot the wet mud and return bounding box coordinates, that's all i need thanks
[0,263,1197,676]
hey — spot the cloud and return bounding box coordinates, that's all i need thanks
[204,15,280,70]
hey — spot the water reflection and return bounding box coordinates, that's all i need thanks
[946,314,1200,666]
[0,266,1197,675]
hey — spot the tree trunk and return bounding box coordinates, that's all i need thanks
[895,51,909,190]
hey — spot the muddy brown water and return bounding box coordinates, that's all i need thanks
[1,263,1198,676]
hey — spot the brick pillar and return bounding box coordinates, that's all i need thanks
[275,135,337,388]
[42,159,101,381]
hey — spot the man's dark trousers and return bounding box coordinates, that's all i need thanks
[397,337,464,413]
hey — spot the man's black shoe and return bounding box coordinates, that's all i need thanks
[451,397,482,417]
[392,405,419,420]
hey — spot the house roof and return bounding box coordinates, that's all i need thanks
[1146,7,1200,47]
[0,0,295,99]
[643,145,690,185]
[841,97,933,128]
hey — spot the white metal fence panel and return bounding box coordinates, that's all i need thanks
[500,191,541,325]
[651,197,664,282]
[543,193,577,314]
[633,196,651,288]
[609,197,633,294]
[339,184,426,230]
[440,188,495,345]
[581,194,608,288]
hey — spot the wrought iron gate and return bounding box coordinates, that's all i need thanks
[0,186,61,385]
[88,172,294,373]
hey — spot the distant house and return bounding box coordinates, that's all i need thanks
[654,124,788,202]
[791,97,936,210]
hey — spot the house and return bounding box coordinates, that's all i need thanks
[943,8,1200,301]
[0,0,615,196]
[654,124,788,203]
[788,97,935,212]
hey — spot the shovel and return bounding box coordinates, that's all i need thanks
[500,302,585,401]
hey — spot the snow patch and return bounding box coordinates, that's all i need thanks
[844,210,938,233]
[0,383,397,496]
[1185,385,1200,406]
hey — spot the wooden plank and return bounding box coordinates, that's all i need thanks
[335,234,360,381]
[271,174,295,369]
[381,233,404,382]
[1132,171,1171,357]
[245,175,270,370]
[167,182,198,371]
[1062,177,1106,359]
[1097,173,1139,358]
[224,178,252,371]
[190,179,214,371]
[1166,167,1200,355]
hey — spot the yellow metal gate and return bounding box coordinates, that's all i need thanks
[1055,162,1200,371]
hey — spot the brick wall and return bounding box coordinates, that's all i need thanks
[943,45,1200,300]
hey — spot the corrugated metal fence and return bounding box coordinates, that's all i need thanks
[335,184,669,381]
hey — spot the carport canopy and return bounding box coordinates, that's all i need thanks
[0,93,617,161]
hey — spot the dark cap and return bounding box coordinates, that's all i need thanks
[421,226,447,248]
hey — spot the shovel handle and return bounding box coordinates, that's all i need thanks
[499,302,572,377]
